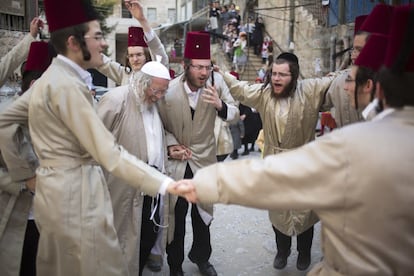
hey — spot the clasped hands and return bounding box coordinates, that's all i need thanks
[167,179,198,203]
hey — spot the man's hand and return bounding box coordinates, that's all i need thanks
[124,0,145,21]
[202,85,222,110]
[25,176,36,193]
[167,179,198,203]
[168,145,192,161]
[29,17,43,38]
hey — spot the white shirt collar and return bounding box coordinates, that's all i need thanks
[57,54,93,90]
[184,81,201,109]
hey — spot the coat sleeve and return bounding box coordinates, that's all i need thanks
[0,34,35,87]
[223,72,265,111]
[146,30,169,67]
[51,85,170,196]
[96,54,128,86]
[192,131,349,211]
[216,74,239,123]
[0,90,37,182]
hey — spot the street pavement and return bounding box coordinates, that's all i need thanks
[143,147,323,276]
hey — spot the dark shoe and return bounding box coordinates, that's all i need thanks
[230,152,239,159]
[241,150,249,156]
[273,249,291,270]
[146,254,162,272]
[296,252,311,271]
[196,261,217,276]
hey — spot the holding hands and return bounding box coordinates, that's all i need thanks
[167,179,198,203]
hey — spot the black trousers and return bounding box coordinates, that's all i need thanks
[139,195,160,276]
[166,164,212,272]
[20,220,39,276]
[273,225,314,254]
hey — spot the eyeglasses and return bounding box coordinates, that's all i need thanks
[189,64,212,72]
[271,72,291,78]
[149,87,167,96]
[127,53,145,59]
[350,46,362,54]
[84,33,106,42]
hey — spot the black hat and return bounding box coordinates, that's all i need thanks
[277,52,299,65]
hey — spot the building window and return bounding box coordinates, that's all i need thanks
[168,8,176,23]
[147,8,157,22]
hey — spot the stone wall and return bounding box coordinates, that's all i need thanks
[258,0,353,78]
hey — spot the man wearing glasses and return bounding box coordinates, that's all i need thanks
[96,61,171,276]
[215,52,336,271]
[157,31,239,276]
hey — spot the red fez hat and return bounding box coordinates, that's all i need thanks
[354,33,388,72]
[354,15,368,35]
[184,32,211,59]
[229,71,240,80]
[128,27,148,47]
[44,0,100,33]
[169,69,176,79]
[359,4,394,35]
[384,5,414,72]
[24,41,54,72]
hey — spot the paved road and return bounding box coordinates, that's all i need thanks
[143,149,323,276]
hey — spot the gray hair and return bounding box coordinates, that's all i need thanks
[129,70,153,101]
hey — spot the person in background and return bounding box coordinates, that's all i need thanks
[96,61,171,276]
[0,1,183,275]
[97,0,168,86]
[208,1,220,44]
[232,32,248,74]
[0,17,42,87]
[344,33,389,120]
[321,4,394,127]
[0,40,54,276]
[157,31,239,276]
[174,5,414,275]
[214,51,337,271]
[252,17,265,56]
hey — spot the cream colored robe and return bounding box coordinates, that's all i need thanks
[223,72,335,235]
[97,33,168,86]
[0,58,171,276]
[96,85,170,275]
[192,107,414,276]
[0,34,35,87]
[157,73,239,227]
[321,69,360,127]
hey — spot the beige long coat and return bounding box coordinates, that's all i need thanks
[0,34,35,87]
[321,69,360,127]
[192,107,414,276]
[0,58,171,276]
[97,33,168,86]
[0,99,37,276]
[157,73,239,229]
[96,85,170,275]
[223,72,334,235]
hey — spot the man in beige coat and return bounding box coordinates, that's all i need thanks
[0,1,183,275]
[97,0,168,86]
[175,6,414,275]
[96,61,171,276]
[157,31,239,276]
[218,52,334,270]
[0,17,42,87]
